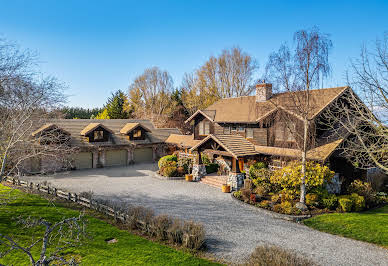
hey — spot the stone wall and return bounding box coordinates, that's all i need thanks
[192,164,206,181]
[228,172,245,190]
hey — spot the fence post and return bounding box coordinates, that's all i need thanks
[53,188,57,196]
[37,183,40,191]
[29,182,33,190]
[74,193,78,202]
[47,185,50,194]
[17,179,21,186]
[12,178,15,185]
[68,192,71,201]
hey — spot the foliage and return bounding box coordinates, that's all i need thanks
[254,185,269,197]
[158,155,177,169]
[177,157,192,174]
[259,200,271,208]
[60,107,103,119]
[201,153,211,165]
[270,161,334,198]
[95,108,110,119]
[205,163,219,174]
[305,193,319,206]
[271,194,281,204]
[162,165,177,177]
[234,191,242,199]
[350,193,365,211]
[0,185,217,265]
[304,205,388,248]
[240,188,252,202]
[105,90,131,119]
[250,194,256,203]
[321,194,338,210]
[182,221,205,250]
[245,245,315,266]
[348,179,376,206]
[338,197,353,212]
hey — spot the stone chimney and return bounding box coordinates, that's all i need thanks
[256,82,272,102]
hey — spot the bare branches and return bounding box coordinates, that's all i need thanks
[0,214,86,265]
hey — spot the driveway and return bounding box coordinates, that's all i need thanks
[23,164,388,265]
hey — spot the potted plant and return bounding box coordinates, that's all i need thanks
[185,174,193,182]
[222,183,231,193]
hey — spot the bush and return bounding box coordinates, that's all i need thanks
[305,193,319,206]
[177,157,192,174]
[250,194,256,203]
[205,163,219,174]
[246,245,315,266]
[151,215,172,240]
[241,188,252,202]
[234,191,242,199]
[272,204,283,213]
[167,218,184,244]
[182,221,205,250]
[255,185,269,197]
[271,194,281,204]
[348,180,376,206]
[339,197,353,212]
[321,194,338,210]
[158,155,177,169]
[201,153,211,165]
[126,206,155,231]
[249,162,267,177]
[259,200,271,208]
[271,161,334,198]
[163,166,177,177]
[176,166,185,176]
[350,193,365,211]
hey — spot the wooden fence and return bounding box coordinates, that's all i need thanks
[3,176,127,222]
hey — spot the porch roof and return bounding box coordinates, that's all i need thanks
[190,134,258,159]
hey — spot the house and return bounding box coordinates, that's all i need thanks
[169,83,365,189]
[26,119,180,173]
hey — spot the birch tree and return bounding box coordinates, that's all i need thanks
[265,27,333,209]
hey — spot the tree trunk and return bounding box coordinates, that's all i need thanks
[0,150,8,182]
[299,119,308,204]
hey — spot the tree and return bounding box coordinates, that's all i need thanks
[59,107,103,119]
[0,38,72,180]
[95,109,110,119]
[181,47,258,115]
[322,33,388,173]
[128,67,173,125]
[265,27,333,208]
[105,90,131,119]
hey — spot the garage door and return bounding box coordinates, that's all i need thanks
[74,152,93,169]
[134,148,153,163]
[105,150,127,167]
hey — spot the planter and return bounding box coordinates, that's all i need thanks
[222,184,231,193]
[185,174,193,182]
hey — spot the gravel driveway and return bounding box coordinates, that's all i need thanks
[23,164,388,265]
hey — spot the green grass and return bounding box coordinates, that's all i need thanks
[304,205,388,248]
[0,184,220,265]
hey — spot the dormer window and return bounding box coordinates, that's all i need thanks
[94,130,104,141]
[199,120,210,135]
[133,129,142,138]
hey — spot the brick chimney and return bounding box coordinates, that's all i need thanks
[256,82,272,102]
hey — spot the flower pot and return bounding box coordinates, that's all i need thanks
[185,174,193,182]
[222,184,231,193]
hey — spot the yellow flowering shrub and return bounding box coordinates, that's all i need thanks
[270,161,334,197]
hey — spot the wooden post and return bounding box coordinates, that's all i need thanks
[74,193,78,202]
[29,182,33,189]
[198,149,203,164]
[53,188,57,196]
[37,183,40,191]
[238,158,244,173]
[232,158,237,173]
[47,185,50,194]
[68,192,71,201]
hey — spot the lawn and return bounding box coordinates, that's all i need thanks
[0,184,220,265]
[304,205,388,248]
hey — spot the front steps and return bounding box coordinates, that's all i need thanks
[200,175,228,189]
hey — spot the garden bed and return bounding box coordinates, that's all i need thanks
[154,171,185,180]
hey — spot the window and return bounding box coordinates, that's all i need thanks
[199,121,210,135]
[238,126,245,132]
[231,126,237,131]
[94,130,104,141]
[246,128,253,138]
[133,129,142,138]
[223,126,231,134]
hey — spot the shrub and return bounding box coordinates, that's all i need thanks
[271,161,334,198]
[250,194,256,203]
[151,215,172,240]
[167,218,184,244]
[201,153,211,165]
[350,193,365,211]
[246,245,315,266]
[176,166,185,176]
[163,166,177,177]
[241,188,252,202]
[205,163,219,174]
[158,155,177,169]
[272,204,283,213]
[177,157,192,174]
[126,206,155,231]
[322,194,338,210]
[259,200,271,208]
[249,162,267,177]
[182,221,205,250]
[255,185,269,197]
[348,179,376,206]
[234,191,242,199]
[305,193,319,206]
[271,194,281,204]
[338,197,353,212]
[281,192,295,202]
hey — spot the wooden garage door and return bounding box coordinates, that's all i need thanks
[134,148,153,163]
[105,150,127,167]
[74,152,93,169]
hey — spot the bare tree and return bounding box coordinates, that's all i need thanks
[0,214,86,265]
[181,47,258,114]
[265,27,333,208]
[322,33,388,173]
[0,38,71,180]
[128,67,174,125]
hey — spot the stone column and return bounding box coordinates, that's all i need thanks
[127,147,134,165]
[228,172,245,190]
[99,150,106,168]
[192,164,206,181]
[152,146,157,162]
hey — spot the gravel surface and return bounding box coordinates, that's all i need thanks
[23,164,388,265]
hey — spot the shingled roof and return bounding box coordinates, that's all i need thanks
[187,86,348,123]
[32,119,180,147]
[165,134,201,148]
[190,134,258,158]
[120,123,151,135]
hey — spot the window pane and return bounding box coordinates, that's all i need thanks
[134,130,141,137]
[204,121,210,135]
[199,121,204,135]
[223,126,231,134]
[94,131,104,140]
[238,126,245,132]
[246,128,253,138]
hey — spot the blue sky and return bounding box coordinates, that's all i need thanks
[1,0,387,108]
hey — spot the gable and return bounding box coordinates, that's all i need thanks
[120,123,151,135]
